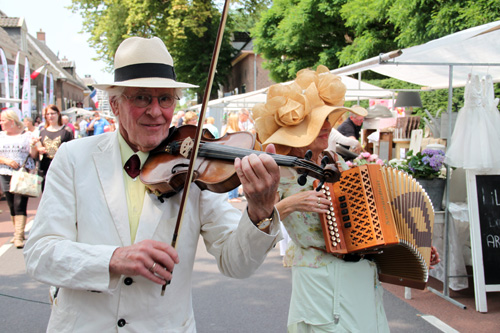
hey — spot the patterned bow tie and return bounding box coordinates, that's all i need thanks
[124,154,140,179]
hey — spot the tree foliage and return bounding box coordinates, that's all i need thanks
[339,0,500,64]
[252,0,500,82]
[251,0,500,119]
[251,0,351,82]
[69,0,236,102]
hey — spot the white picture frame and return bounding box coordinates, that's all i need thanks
[465,169,500,313]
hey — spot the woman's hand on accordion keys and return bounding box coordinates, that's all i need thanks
[275,190,330,220]
[430,246,441,269]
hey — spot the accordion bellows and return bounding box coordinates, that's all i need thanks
[316,164,435,289]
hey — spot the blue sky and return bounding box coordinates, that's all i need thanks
[1,0,113,84]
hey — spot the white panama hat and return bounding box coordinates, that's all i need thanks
[93,37,198,90]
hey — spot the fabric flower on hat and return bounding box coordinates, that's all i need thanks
[253,83,309,150]
[253,66,352,154]
[316,65,346,106]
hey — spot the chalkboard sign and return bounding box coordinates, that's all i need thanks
[466,169,500,313]
[475,175,500,285]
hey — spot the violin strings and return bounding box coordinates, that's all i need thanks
[169,139,325,175]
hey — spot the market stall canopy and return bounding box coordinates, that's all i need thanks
[0,97,22,104]
[61,107,96,123]
[188,75,393,113]
[332,20,500,89]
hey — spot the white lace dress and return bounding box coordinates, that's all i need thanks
[445,74,500,170]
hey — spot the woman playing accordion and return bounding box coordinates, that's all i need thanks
[252,66,439,332]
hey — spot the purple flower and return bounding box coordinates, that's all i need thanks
[422,149,445,171]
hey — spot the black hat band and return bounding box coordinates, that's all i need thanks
[114,63,176,82]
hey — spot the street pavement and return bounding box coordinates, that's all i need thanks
[0,196,498,332]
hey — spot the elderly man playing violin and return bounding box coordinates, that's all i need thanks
[24,37,281,332]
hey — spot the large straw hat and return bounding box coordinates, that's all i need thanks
[253,65,367,155]
[94,37,198,90]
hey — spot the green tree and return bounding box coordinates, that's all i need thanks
[70,0,236,102]
[252,0,500,118]
[229,0,272,32]
[339,0,500,65]
[252,0,351,82]
[253,0,500,76]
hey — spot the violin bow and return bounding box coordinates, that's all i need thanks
[162,0,230,296]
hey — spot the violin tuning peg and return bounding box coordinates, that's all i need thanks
[304,150,313,161]
[315,180,325,192]
[297,173,308,186]
[320,156,330,168]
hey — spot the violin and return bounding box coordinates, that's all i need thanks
[140,125,341,199]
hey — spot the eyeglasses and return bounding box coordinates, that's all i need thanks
[123,93,180,109]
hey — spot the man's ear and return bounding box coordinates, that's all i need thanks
[110,97,120,116]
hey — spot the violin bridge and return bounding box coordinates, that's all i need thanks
[180,137,194,158]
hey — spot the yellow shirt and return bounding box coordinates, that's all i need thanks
[118,134,148,243]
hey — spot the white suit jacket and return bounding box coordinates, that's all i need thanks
[24,131,281,332]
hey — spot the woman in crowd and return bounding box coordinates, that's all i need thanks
[34,116,42,128]
[182,110,199,125]
[32,104,74,191]
[222,112,242,202]
[0,110,39,248]
[23,116,40,140]
[253,66,439,332]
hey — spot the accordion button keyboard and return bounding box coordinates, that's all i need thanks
[319,183,343,250]
[344,222,352,228]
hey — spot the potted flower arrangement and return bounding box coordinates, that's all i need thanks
[346,152,385,167]
[388,149,447,210]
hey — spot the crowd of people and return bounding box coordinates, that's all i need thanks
[0,35,441,332]
[0,104,118,246]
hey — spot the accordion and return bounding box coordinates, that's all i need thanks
[315,164,435,289]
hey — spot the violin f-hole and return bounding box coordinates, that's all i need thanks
[172,163,189,174]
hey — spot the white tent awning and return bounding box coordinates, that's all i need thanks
[189,75,393,113]
[332,20,500,89]
[0,97,22,104]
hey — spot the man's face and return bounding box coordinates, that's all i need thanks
[112,87,176,152]
[350,115,364,126]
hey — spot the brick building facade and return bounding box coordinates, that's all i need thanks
[222,33,273,97]
[0,11,92,120]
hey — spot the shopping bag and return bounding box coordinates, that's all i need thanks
[10,168,43,197]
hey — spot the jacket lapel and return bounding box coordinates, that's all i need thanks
[93,133,132,246]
